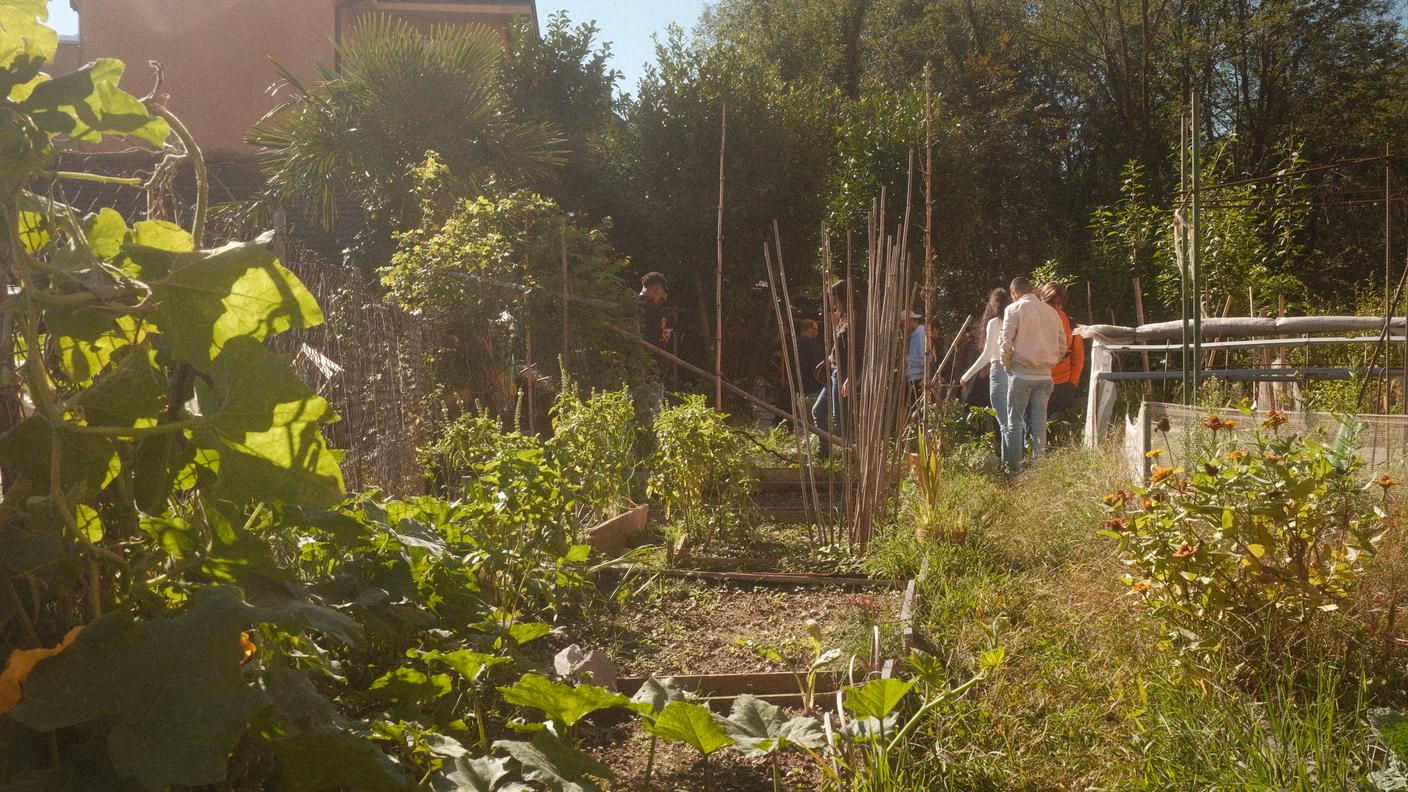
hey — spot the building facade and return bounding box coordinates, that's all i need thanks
[60,0,537,155]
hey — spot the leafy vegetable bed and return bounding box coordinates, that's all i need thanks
[566,578,902,677]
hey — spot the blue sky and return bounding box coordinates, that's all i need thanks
[46,1,710,94]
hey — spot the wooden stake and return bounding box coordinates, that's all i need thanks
[1086,281,1094,326]
[1133,277,1150,373]
[560,220,570,377]
[715,105,727,410]
[921,64,937,426]
[763,241,816,539]
[773,223,825,535]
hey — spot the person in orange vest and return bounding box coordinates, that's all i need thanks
[1040,281,1086,418]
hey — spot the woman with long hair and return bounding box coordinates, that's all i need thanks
[959,287,1014,437]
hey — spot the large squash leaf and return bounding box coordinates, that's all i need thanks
[493,733,611,792]
[10,589,271,789]
[497,674,627,732]
[432,755,528,792]
[720,695,824,758]
[269,731,413,792]
[641,701,734,757]
[22,58,169,145]
[194,337,344,507]
[146,234,323,370]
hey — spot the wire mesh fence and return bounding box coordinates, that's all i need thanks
[268,234,434,498]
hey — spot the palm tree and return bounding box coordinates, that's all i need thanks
[246,15,564,269]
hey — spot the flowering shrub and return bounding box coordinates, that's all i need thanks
[1103,410,1393,667]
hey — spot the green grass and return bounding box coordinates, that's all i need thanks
[866,443,1395,791]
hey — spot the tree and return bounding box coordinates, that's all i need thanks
[503,12,624,224]
[246,15,564,272]
[381,160,647,414]
[601,28,836,373]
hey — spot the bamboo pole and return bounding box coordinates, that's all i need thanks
[773,221,825,536]
[925,315,973,414]
[1180,113,1191,405]
[821,232,838,543]
[560,220,570,377]
[1205,295,1234,369]
[1191,93,1204,400]
[921,65,937,429]
[715,105,727,410]
[843,228,857,549]
[763,241,816,540]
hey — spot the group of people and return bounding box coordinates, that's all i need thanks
[638,270,1085,475]
[958,277,1084,474]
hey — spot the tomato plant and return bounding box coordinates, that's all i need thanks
[648,395,756,551]
[547,377,638,524]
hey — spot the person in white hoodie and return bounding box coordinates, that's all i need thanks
[998,276,1068,474]
[959,287,1013,446]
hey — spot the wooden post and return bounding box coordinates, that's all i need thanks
[1205,295,1234,369]
[560,220,570,377]
[1086,280,1094,326]
[715,105,727,410]
[1133,277,1150,373]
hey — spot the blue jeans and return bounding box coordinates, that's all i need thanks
[812,373,847,457]
[989,362,1011,442]
[1003,375,1053,474]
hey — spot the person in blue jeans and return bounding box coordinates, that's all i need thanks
[998,276,1068,475]
[959,288,1014,453]
[812,281,862,457]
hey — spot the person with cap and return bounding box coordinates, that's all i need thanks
[639,272,673,348]
[637,272,674,419]
[903,309,927,404]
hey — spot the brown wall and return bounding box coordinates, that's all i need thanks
[73,0,534,155]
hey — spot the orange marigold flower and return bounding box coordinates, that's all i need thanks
[1141,498,1156,510]
[1103,489,1134,507]
[1131,581,1152,593]
[240,632,257,665]
[1203,414,1224,430]
[1104,517,1128,532]
[1173,543,1198,558]
[1227,450,1248,463]
[1146,448,1165,459]
[1150,466,1179,485]
[1219,418,1239,430]
[1375,474,1399,489]
[1265,451,1287,463]
[1263,410,1288,430]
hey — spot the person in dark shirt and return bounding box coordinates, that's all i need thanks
[639,272,673,348]
[795,319,826,398]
